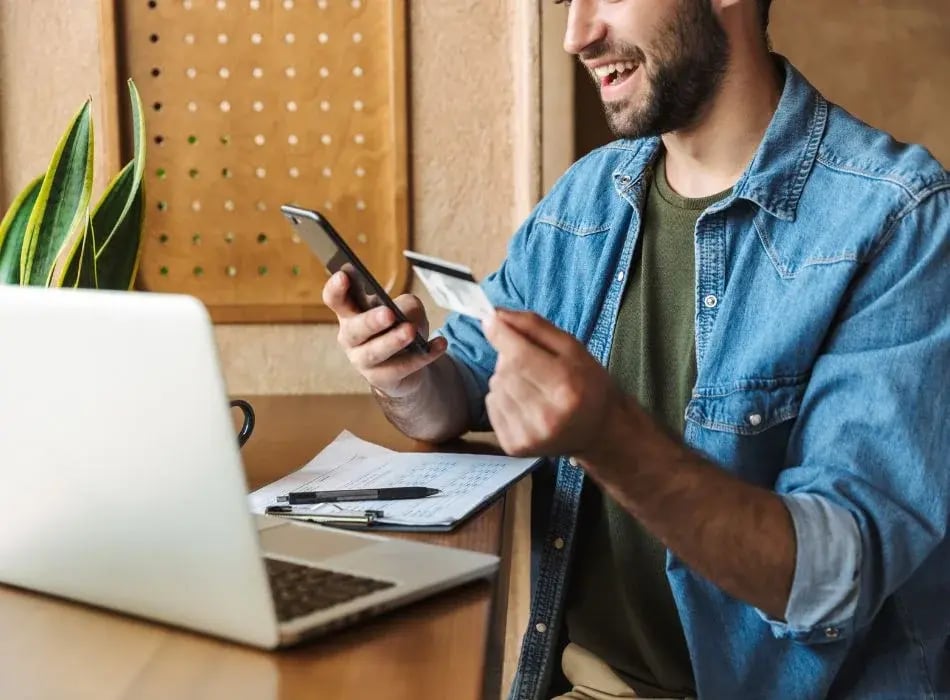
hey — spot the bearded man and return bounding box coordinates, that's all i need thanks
[324,1,950,697]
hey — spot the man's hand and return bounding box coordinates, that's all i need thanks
[323,271,447,397]
[482,309,625,458]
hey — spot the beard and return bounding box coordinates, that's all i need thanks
[591,0,730,139]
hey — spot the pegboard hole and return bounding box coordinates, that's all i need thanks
[285,66,297,78]
[154,135,165,145]
[353,100,364,111]
[188,168,199,179]
[286,101,298,112]
[291,233,302,244]
[354,133,365,144]
[191,200,202,212]
[289,167,300,178]
[157,201,168,211]
[285,33,295,44]
[352,66,364,78]
[351,0,362,8]
[287,134,299,145]
[156,167,167,178]
[159,233,169,244]
[218,34,229,45]
[220,100,231,112]
[318,32,329,44]
[355,166,366,177]
[216,0,227,9]
[183,0,192,8]
[319,67,329,78]
[186,67,197,79]
[187,134,198,144]
[255,167,267,178]
[184,33,196,45]
[252,67,263,78]
[352,32,363,43]
[192,233,202,244]
[148,0,157,8]
[322,167,332,178]
[258,266,269,276]
[220,134,231,145]
[256,201,267,212]
[254,134,266,146]
[317,0,327,9]
[283,0,294,8]
[187,101,198,112]
[226,266,238,277]
[221,167,233,178]
[249,0,260,9]
[357,233,368,244]
[219,67,230,79]
[292,265,301,276]
[253,100,264,112]
[324,200,334,210]
[149,33,159,43]
[355,200,367,211]
[320,100,330,112]
[159,266,169,276]
[194,266,204,277]
[251,33,262,45]
[224,200,235,211]
[224,232,235,243]
[151,67,161,77]
[257,233,268,244]
[320,134,332,145]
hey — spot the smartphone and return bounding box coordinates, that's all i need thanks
[280,204,429,354]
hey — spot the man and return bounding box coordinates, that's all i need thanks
[324,0,950,697]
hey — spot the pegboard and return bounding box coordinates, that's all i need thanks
[110,0,409,323]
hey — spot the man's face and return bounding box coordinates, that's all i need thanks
[564,0,730,138]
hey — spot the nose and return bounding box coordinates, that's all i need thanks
[563,0,607,56]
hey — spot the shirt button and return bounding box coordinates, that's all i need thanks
[616,270,625,282]
[535,622,548,634]
[619,175,632,186]
[553,537,565,550]
[568,457,578,467]
[824,626,840,640]
[748,413,763,427]
[703,294,718,308]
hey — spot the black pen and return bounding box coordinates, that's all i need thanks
[276,486,440,505]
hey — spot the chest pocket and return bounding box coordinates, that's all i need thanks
[685,377,808,485]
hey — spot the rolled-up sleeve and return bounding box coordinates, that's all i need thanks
[765,188,950,644]
[437,211,536,431]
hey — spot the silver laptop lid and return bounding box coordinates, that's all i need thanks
[0,286,279,648]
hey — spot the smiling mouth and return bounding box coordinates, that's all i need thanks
[593,60,640,89]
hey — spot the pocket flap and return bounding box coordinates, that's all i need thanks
[686,377,807,435]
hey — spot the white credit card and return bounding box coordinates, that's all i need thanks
[403,250,495,320]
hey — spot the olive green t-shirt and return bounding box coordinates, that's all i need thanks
[564,156,731,697]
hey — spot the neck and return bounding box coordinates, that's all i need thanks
[661,44,781,198]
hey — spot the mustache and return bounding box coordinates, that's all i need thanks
[579,41,646,65]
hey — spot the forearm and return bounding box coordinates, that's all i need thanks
[373,354,471,444]
[578,395,796,619]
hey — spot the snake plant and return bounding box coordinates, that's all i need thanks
[0,79,146,290]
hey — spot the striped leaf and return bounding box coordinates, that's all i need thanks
[0,175,43,284]
[94,79,147,290]
[21,99,94,286]
[66,215,98,289]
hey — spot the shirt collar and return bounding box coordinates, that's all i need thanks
[612,56,827,222]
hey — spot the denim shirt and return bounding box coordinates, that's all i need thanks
[439,58,950,699]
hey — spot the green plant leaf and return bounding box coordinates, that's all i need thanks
[93,79,147,290]
[20,99,94,286]
[0,175,43,284]
[92,166,145,290]
[64,215,98,289]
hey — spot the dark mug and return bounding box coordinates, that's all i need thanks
[230,399,256,448]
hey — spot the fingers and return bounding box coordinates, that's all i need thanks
[322,271,361,319]
[483,313,563,393]
[490,309,577,356]
[362,336,449,387]
[338,305,398,349]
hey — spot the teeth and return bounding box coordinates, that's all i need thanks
[593,61,638,80]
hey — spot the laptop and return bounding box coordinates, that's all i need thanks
[0,285,498,648]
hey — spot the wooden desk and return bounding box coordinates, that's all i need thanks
[0,395,516,700]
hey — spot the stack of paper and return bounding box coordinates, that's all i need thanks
[248,431,539,531]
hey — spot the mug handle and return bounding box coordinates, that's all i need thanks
[229,399,256,448]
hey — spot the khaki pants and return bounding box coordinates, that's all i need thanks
[551,643,687,700]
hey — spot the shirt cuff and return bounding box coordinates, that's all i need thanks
[757,493,862,644]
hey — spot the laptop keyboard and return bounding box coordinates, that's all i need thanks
[264,557,396,622]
